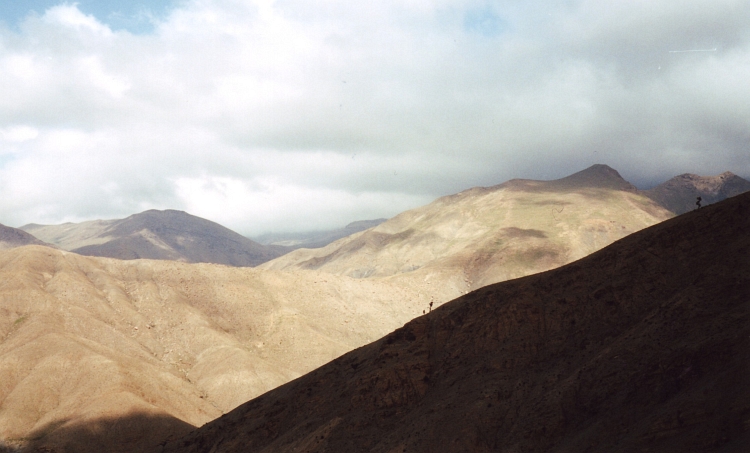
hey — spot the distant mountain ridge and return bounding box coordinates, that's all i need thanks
[13,166,750,271]
[262,165,675,299]
[0,223,53,250]
[22,210,288,266]
[252,219,387,248]
[642,171,750,214]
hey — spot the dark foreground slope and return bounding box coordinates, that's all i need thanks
[163,192,750,453]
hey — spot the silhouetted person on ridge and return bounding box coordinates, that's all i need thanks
[696,196,702,209]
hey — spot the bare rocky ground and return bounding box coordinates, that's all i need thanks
[162,191,750,453]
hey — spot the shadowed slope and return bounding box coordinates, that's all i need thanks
[22,210,287,266]
[164,192,750,453]
[0,224,51,250]
[643,171,750,214]
[24,412,193,453]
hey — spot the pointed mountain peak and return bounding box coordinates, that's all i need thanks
[549,164,636,191]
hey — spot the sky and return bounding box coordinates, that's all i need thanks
[0,0,748,236]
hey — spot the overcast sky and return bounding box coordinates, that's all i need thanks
[1,0,748,236]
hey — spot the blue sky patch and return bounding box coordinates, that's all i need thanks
[0,0,180,34]
[463,6,507,37]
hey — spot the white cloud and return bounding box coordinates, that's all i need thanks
[0,125,39,143]
[174,175,431,235]
[0,0,749,233]
[42,4,114,36]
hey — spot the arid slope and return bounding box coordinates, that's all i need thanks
[164,191,750,453]
[263,165,674,296]
[21,210,287,266]
[0,249,430,452]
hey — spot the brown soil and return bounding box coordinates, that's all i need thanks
[163,192,750,453]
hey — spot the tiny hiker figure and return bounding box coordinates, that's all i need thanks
[696,196,702,209]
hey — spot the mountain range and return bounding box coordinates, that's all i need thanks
[162,190,750,453]
[262,165,673,293]
[20,210,288,267]
[0,164,748,452]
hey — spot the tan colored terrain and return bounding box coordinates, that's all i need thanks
[0,248,432,452]
[20,219,117,251]
[263,165,674,295]
[163,191,750,453]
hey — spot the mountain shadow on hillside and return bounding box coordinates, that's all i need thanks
[162,191,750,453]
[20,412,193,453]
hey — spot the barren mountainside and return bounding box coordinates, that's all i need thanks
[263,165,674,298]
[0,248,436,452]
[21,210,288,266]
[163,191,750,453]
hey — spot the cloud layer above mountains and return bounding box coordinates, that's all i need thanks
[1,0,749,235]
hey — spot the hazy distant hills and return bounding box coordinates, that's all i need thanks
[252,219,387,248]
[0,223,52,250]
[21,209,288,267]
[164,191,750,453]
[15,168,748,272]
[642,171,750,214]
[262,165,675,297]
